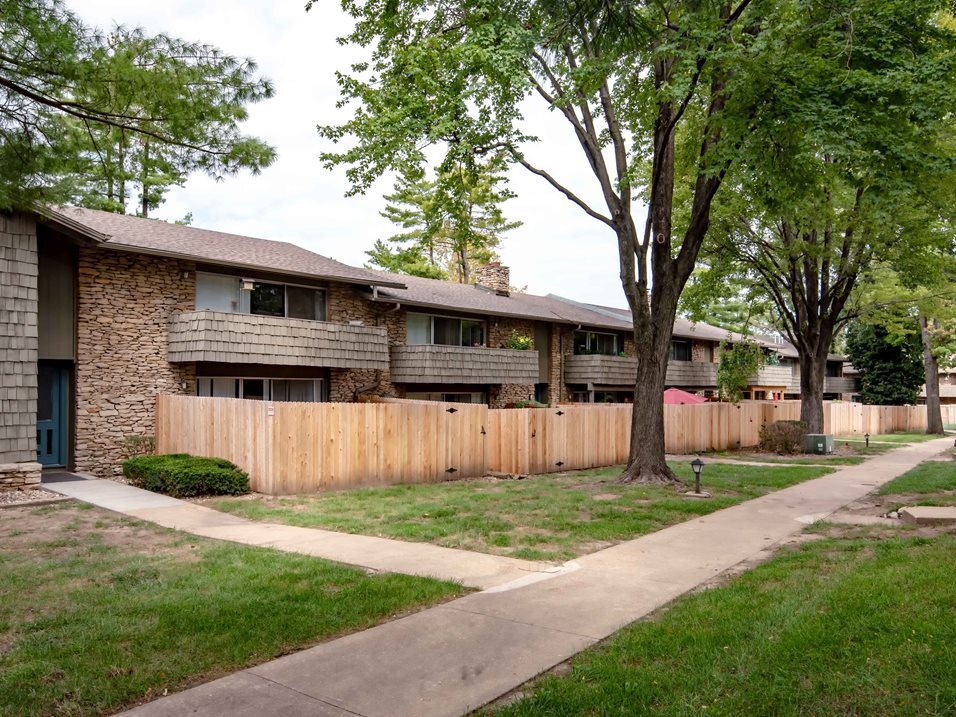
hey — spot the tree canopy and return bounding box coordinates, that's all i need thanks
[366,152,519,282]
[681,0,956,430]
[0,0,276,211]
[846,321,926,405]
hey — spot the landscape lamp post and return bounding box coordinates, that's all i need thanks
[691,457,704,495]
[864,433,870,448]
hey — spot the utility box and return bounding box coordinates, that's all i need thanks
[804,434,835,455]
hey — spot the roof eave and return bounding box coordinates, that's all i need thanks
[35,206,112,244]
[93,241,408,290]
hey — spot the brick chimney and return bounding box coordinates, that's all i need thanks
[475,262,510,296]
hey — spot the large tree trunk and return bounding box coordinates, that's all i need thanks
[920,315,944,434]
[620,326,681,485]
[798,350,827,434]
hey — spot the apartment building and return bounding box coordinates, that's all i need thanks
[0,206,855,484]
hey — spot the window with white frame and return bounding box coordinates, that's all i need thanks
[573,330,619,356]
[195,272,327,321]
[197,377,327,402]
[407,313,486,347]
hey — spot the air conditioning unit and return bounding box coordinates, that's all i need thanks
[804,434,834,454]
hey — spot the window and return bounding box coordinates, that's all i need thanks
[669,340,692,362]
[573,331,619,355]
[407,314,432,345]
[196,273,241,312]
[826,362,842,377]
[197,378,326,402]
[250,283,284,317]
[195,273,327,321]
[406,313,485,347]
[286,285,326,321]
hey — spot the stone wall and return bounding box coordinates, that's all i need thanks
[488,316,536,405]
[0,212,40,488]
[489,383,534,408]
[75,247,196,476]
[475,262,510,294]
[691,339,717,363]
[488,316,535,349]
[326,283,405,401]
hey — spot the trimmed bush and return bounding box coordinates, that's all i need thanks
[122,454,250,497]
[758,420,808,455]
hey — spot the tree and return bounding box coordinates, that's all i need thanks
[846,321,925,405]
[0,0,276,211]
[856,263,956,433]
[683,0,956,433]
[314,0,773,484]
[716,338,763,403]
[367,152,519,282]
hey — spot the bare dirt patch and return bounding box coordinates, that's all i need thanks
[0,503,196,559]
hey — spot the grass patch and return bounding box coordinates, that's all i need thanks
[493,531,956,716]
[878,461,956,507]
[838,432,944,445]
[0,504,462,717]
[210,463,831,562]
[705,451,865,465]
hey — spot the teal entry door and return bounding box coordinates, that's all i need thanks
[37,363,69,467]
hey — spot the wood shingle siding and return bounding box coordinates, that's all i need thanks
[0,212,41,485]
[389,345,539,384]
[167,310,389,369]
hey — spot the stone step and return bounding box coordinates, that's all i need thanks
[899,506,956,526]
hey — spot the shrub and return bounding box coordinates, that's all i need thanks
[510,399,548,408]
[122,434,156,459]
[758,420,808,455]
[122,454,250,497]
[508,331,534,350]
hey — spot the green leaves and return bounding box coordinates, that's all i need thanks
[0,1,276,211]
[846,321,926,405]
[717,339,765,403]
[366,151,520,281]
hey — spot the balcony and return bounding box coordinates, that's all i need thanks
[565,355,721,387]
[749,365,793,387]
[566,356,799,390]
[565,355,638,385]
[168,310,389,369]
[825,376,858,394]
[390,345,539,384]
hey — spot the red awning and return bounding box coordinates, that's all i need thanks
[663,387,707,405]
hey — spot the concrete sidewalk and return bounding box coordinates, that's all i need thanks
[43,478,562,591]
[110,436,951,717]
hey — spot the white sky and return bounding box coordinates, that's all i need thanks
[67,0,641,308]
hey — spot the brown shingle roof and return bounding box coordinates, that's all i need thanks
[368,272,636,330]
[47,206,405,289]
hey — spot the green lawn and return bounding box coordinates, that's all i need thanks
[0,503,463,717]
[210,463,832,562]
[492,530,956,716]
[878,460,956,507]
[838,431,945,444]
[705,450,865,465]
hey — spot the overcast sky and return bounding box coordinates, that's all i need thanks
[68,0,640,308]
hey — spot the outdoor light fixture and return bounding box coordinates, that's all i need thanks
[240,278,256,291]
[691,457,705,495]
[864,432,870,448]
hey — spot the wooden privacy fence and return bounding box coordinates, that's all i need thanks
[156,395,954,494]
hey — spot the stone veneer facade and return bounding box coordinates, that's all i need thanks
[75,247,196,476]
[0,212,41,489]
[486,316,535,407]
[326,283,406,402]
